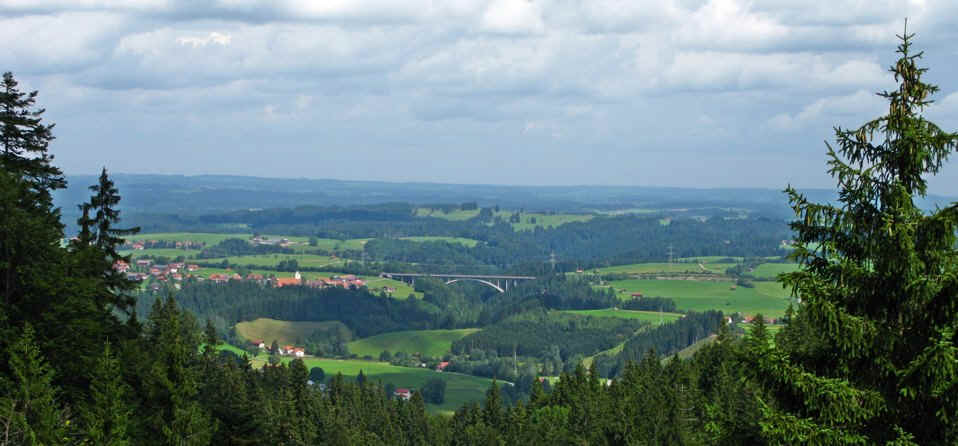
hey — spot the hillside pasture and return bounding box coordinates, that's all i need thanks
[120,248,201,259]
[127,232,243,245]
[492,210,593,231]
[347,329,480,358]
[592,262,724,275]
[414,208,481,221]
[750,263,800,279]
[562,309,683,324]
[400,236,480,248]
[359,276,422,299]
[235,318,351,345]
[240,352,494,413]
[609,279,792,318]
[201,254,345,270]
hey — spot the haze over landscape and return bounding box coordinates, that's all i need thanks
[2,2,958,445]
[4,0,958,190]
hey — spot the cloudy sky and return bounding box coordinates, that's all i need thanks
[3,1,958,192]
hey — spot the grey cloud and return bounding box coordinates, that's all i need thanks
[3,0,957,192]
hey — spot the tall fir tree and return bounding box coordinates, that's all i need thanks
[80,342,132,446]
[0,72,64,205]
[748,27,958,445]
[0,324,67,446]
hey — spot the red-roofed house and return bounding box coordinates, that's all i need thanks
[436,361,450,371]
[113,261,130,273]
[394,388,412,401]
[293,347,305,358]
[275,278,301,287]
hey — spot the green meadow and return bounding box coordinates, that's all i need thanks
[592,262,730,275]
[609,279,792,318]
[400,236,480,247]
[750,263,800,279]
[239,352,494,413]
[347,329,481,358]
[202,254,345,269]
[359,276,422,299]
[235,318,351,345]
[414,208,481,221]
[126,232,244,245]
[492,210,593,231]
[562,309,684,324]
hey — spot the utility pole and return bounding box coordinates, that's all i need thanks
[514,343,519,377]
[667,244,674,270]
[550,251,557,272]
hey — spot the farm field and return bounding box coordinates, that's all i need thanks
[562,309,683,324]
[591,262,733,275]
[414,208,481,220]
[126,232,243,245]
[119,248,201,258]
[347,329,481,358]
[238,351,494,413]
[359,275,422,299]
[235,318,351,345]
[750,263,800,279]
[400,236,480,247]
[609,279,792,318]
[492,210,593,231]
[201,254,345,269]
[301,238,369,252]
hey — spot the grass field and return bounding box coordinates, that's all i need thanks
[750,263,801,279]
[561,309,683,324]
[119,248,202,258]
[492,210,593,231]
[414,208,481,221]
[347,329,480,358]
[202,254,345,269]
[608,279,792,318]
[238,352,494,413]
[235,318,351,345]
[360,276,422,299]
[127,232,244,245]
[400,236,480,248]
[592,262,733,275]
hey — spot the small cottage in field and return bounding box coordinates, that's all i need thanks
[394,388,412,401]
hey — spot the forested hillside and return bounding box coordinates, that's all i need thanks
[2,31,956,445]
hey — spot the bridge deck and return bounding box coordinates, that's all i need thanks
[382,273,536,280]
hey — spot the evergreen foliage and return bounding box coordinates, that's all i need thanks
[748,28,958,445]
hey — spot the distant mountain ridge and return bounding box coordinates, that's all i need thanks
[54,173,957,220]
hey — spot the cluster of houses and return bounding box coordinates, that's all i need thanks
[250,340,306,357]
[116,259,369,291]
[122,239,206,250]
[114,259,201,284]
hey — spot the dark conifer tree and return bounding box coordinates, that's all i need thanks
[0,72,64,204]
[747,27,958,445]
[80,342,133,446]
[0,324,67,445]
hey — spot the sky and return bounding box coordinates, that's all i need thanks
[3,0,958,193]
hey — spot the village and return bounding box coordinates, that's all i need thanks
[112,259,368,291]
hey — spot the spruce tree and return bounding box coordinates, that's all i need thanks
[0,72,64,204]
[80,342,132,446]
[0,324,67,445]
[84,168,140,260]
[749,27,958,445]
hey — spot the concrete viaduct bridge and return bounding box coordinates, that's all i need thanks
[380,272,537,293]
